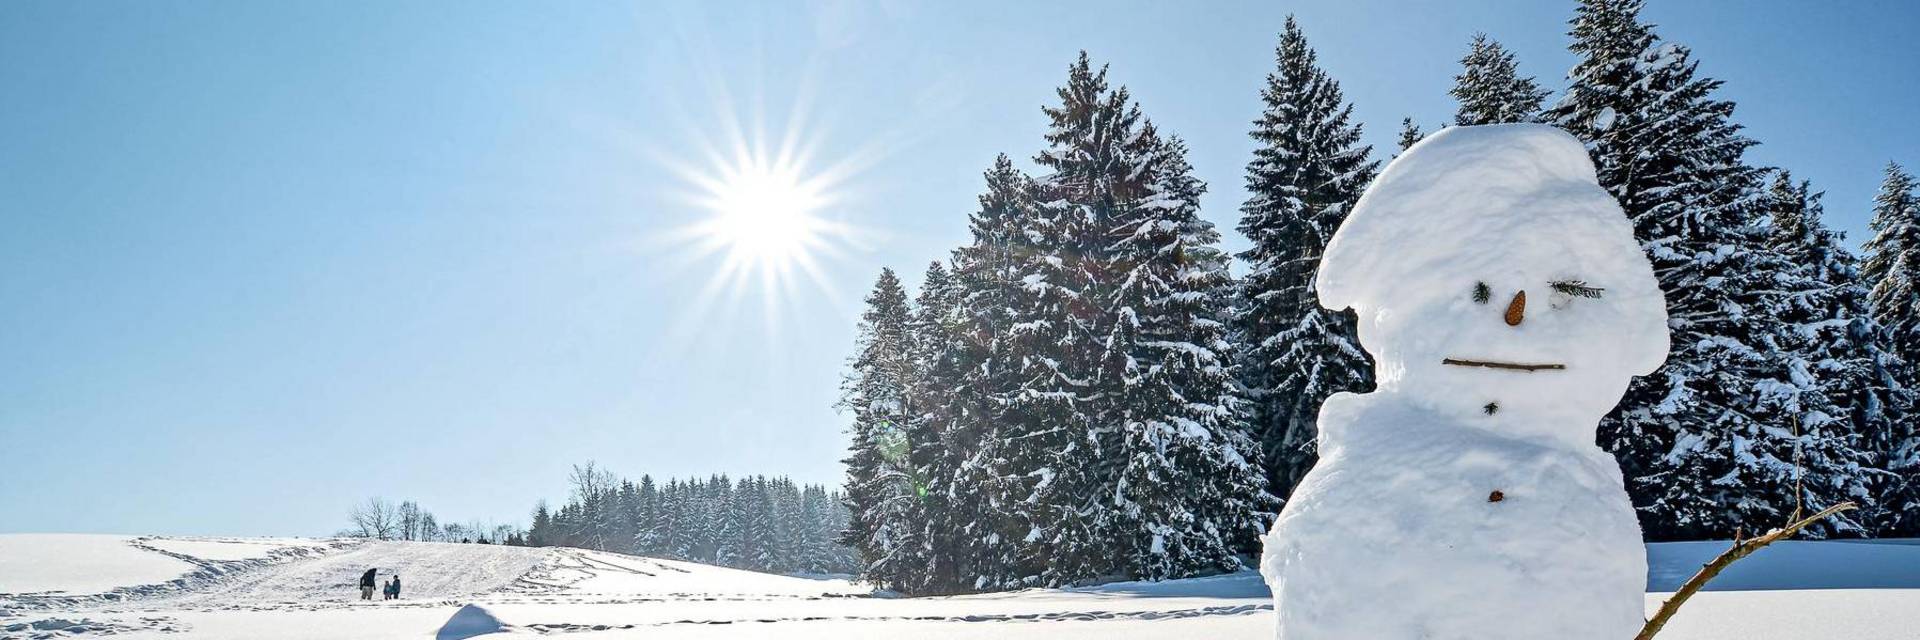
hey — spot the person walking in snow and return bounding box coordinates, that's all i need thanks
[359,568,377,600]
[389,573,401,600]
[383,578,394,600]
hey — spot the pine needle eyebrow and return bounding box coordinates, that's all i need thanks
[1549,280,1604,298]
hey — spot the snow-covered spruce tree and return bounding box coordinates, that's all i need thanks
[657,480,689,560]
[838,268,926,588]
[683,477,716,560]
[1005,52,1130,586]
[633,475,660,555]
[1864,163,1920,378]
[1552,0,1864,539]
[900,260,969,593]
[706,476,733,560]
[1093,131,1273,577]
[686,479,710,560]
[826,492,860,573]
[1860,163,1920,534]
[778,479,806,573]
[744,477,779,571]
[794,484,829,573]
[1449,33,1550,126]
[1013,53,1274,584]
[774,481,806,570]
[929,156,1049,593]
[612,480,640,554]
[714,480,746,567]
[1233,17,1379,502]
[1761,172,1910,536]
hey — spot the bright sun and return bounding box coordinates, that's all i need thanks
[653,91,879,336]
[663,128,861,323]
[704,163,826,268]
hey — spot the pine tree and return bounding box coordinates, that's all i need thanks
[1233,16,1379,502]
[982,52,1276,585]
[824,492,859,573]
[1864,163,1920,375]
[1552,0,1863,538]
[1011,52,1137,586]
[634,475,660,555]
[741,477,777,570]
[612,480,640,554]
[769,478,803,573]
[528,502,553,547]
[838,269,926,588]
[1395,117,1424,154]
[934,156,1045,592]
[1761,172,1909,536]
[904,260,969,593]
[1094,132,1273,577]
[1450,33,1550,126]
[1860,163,1920,534]
[794,484,828,573]
[657,481,687,560]
[696,475,730,562]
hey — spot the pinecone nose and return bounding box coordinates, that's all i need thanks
[1504,290,1526,326]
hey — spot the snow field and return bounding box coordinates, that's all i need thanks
[138,538,332,563]
[3,533,1919,639]
[0,535,195,596]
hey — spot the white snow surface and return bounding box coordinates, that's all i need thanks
[0,535,194,596]
[435,603,504,640]
[1267,124,1670,639]
[2,533,1918,639]
[139,537,330,563]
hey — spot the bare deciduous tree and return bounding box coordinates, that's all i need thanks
[397,500,421,541]
[348,497,400,540]
[569,462,617,503]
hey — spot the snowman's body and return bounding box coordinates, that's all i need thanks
[1265,393,1646,639]
[1261,124,1670,640]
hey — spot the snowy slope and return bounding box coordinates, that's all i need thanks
[139,538,331,563]
[0,535,194,596]
[518,547,868,598]
[157,540,549,607]
[2,534,1917,639]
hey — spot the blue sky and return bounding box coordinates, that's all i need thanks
[3,1,1914,536]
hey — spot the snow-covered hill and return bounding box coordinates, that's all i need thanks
[3,534,1917,639]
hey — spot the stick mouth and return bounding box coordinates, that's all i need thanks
[1442,358,1566,372]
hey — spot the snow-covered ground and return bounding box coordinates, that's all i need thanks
[0,535,196,597]
[2,534,1916,639]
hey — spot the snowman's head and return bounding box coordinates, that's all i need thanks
[1318,124,1668,444]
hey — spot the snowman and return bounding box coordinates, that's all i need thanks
[1260,124,1669,639]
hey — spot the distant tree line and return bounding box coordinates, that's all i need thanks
[841,0,1919,595]
[522,463,857,575]
[343,496,527,545]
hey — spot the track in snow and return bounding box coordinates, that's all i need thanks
[148,541,551,610]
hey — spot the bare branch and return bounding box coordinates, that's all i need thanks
[1637,502,1857,640]
[1440,358,1566,372]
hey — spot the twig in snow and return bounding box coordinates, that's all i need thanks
[1635,501,1857,640]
